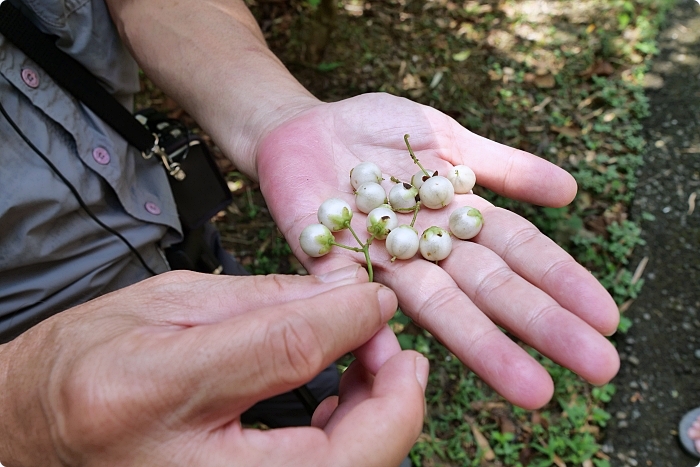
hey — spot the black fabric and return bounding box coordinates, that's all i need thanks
[0,1,155,152]
[242,363,340,428]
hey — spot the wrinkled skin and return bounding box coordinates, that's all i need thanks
[0,269,428,467]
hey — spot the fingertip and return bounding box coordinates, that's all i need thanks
[554,170,578,207]
[585,340,621,386]
[502,364,554,410]
[376,285,398,322]
[312,395,339,428]
[353,324,402,375]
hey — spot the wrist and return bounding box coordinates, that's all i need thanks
[222,95,323,179]
[0,330,64,467]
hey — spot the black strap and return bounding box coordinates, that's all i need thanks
[0,1,155,152]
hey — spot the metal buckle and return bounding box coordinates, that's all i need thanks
[142,133,186,181]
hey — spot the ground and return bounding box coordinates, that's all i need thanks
[603,1,700,465]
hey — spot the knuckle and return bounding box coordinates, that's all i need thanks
[524,303,560,336]
[473,265,516,304]
[261,313,324,386]
[500,222,541,261]
[413,286,464,327]
[49,360,121,451]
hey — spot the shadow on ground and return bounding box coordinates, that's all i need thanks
[603,1,700,465]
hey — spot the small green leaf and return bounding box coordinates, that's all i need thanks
[452,50,471,62]
[317,61,343,72]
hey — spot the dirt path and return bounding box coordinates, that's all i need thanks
[602,1,700,465]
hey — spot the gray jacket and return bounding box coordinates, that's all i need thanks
[0,0,182,341]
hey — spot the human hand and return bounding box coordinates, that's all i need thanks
[0,268,428,467]
[257,92,620,410]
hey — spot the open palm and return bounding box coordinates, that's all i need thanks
[257,92,620,409]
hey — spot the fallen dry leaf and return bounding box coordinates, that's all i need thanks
[551,125,581,138]
[465,417,495,461]
[532,96,552,112]
[619,299,635,314]
[534,73,556,88]
[689,192,697,215]
[580,60,615,78]
[631,256,649,284]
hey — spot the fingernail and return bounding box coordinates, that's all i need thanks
[317,265,360,283]
[416,355,429,391]
[377,285,397,319]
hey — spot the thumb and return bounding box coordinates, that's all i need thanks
[166,281,398,425]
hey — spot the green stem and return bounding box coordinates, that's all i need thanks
[410,202,421,228]
[363,244,374,282]
[404,134,430,178]
[346,225,374,282]
[331,242,364,253]
[347,224,365,248]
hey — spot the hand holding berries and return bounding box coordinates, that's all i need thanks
[299,134,483,274]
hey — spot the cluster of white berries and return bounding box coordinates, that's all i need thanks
[299,135,484,279]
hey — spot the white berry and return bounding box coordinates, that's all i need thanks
[411,170,431,190]
[299,223,335,257]
[385,225,419,260]
[317,198,353,232]
[449,206,483,240]
[419,226,452,261]
[350,162,383,189]
[446,165,476,194]
[388,183,419,212]
[366,206,398,240]
[355,182,387,214]
[419,175,455,209]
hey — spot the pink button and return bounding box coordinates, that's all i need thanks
[92,147,111,165]
[21,68,39,89]
[144,202,161,215]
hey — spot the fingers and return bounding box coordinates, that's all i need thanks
[310,396,338,428]
[473,206,620,335]
[352,324,402,375]
[325,351,428,466]
[214,351,427,467]
[170,281,398,424]
[376,257,555,409]
[423,110,578,207]
[440,239,620,386]
[457,134,577,207]
[373,202,621,407]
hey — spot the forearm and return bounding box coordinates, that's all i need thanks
[105,0,321,179]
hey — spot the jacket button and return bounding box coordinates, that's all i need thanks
[92,147,111,165]
[144,201,161,215]
[21,68,40,88]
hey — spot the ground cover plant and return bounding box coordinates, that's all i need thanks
[137,0,675,464]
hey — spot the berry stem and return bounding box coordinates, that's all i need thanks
[363,235,375,282]
[346,224,374,282]
[410,202,421,228]
[330,242,364,253]
[404,134,430,178]
[347,224,365,248]
[363,244,374,282]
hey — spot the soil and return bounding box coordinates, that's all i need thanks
[602,1,700,465]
